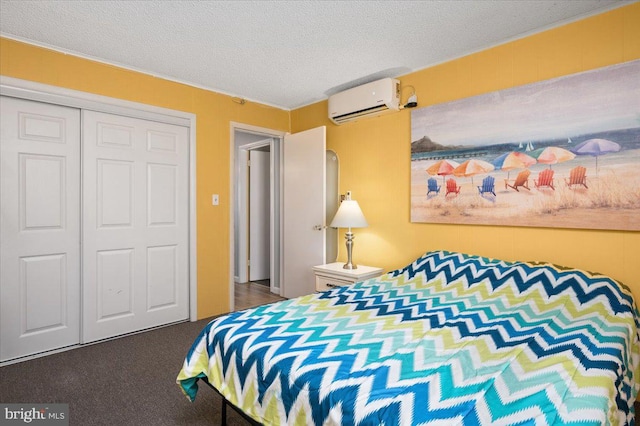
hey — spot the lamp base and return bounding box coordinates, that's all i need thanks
[343,230,357,270]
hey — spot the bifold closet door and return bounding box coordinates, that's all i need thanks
[0,96,81,362]
[82,111,189,343]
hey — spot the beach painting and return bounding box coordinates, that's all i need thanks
[410,59,640,231]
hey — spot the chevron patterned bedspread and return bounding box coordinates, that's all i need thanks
[177,251,640,425]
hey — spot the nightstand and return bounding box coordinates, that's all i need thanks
[312,262,384,292]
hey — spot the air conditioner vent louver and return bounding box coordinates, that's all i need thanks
[331,104,390,124]
[328,78,400,125]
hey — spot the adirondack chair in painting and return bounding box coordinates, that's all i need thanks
[427,177,441,196]
[445,178,461,197]
[565,166,588,189]
[477,175,496,197]
[504,169,531,192]
[534,168,555,190]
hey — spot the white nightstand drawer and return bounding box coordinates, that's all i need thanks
[313,262,384,292]
[315,275,354,292]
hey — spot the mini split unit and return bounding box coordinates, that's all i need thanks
[328,78,400,125]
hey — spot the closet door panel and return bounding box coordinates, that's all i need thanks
[82,111,189,343]
[0,96,81,362]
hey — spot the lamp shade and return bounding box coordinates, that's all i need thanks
[330,199,368,228]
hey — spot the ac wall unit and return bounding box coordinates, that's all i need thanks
[328,78,400,125]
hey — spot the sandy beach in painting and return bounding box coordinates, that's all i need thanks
[411,148,640,231]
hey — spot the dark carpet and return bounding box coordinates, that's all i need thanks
[0,317,249,426]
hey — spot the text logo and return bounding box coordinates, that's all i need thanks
[0,404,68,426]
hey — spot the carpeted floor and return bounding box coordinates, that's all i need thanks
[0,317,250,425]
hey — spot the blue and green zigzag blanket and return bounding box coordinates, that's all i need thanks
[178,251,640,425]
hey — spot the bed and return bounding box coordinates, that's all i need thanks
[177,250,640,425]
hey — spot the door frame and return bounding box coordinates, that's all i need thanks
[230,123,286,310]
[247,148,272,282]
[237,139,272,285]
[0,76,199,322]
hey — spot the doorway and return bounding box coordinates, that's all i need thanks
[232,125,285,308]
[230,124,338,310]
[248,146,271,284]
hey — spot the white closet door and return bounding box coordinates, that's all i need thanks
[0,96,81,362]
[82,111,189,343]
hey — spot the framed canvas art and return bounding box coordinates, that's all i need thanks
[410,60,640,231]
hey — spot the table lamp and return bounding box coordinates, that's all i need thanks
[329,191,368,269]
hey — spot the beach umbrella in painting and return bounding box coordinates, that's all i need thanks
[530,146,575,168]
[426,159,460,184]
[453,159,495,184]
[491,151,536,178]
[572,138,621,174]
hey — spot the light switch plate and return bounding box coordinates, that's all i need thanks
[212,194,219,205]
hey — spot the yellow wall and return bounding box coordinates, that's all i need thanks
[0,37,290,319]
[292,3,640,301]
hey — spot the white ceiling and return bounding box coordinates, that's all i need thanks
[0,0,629,110]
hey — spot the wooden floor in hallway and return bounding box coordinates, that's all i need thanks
[234,281,286,311]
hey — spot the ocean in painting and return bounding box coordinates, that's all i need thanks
[411,128,640,162]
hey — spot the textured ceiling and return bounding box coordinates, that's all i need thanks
[0,0,628,110]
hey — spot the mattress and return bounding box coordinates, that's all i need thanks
[177,250,640,425]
